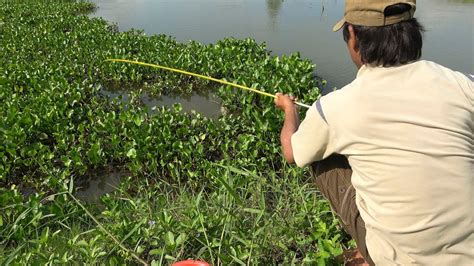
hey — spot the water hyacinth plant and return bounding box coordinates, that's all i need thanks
[0,0,347,264]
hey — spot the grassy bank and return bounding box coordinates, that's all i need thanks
[0,0,345,264]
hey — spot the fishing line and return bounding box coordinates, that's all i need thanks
[105,59,311,109]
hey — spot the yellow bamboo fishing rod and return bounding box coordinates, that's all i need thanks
[105,59,311,109]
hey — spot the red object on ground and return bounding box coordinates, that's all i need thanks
[171,260,210,266]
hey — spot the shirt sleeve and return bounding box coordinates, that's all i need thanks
[291,99,335,167]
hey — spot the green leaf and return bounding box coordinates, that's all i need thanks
[87,142,102,164]
[68,177,74,194]
[242,208,262,214]
[134,116,143,126]
[175,233,186,246]
[149,249,163,256]
[165,231,175,247]
[214,174,243,205]
[119,221,142,246]
[136,245,145,254]
[76,240,88,247]
[126,148,137,158]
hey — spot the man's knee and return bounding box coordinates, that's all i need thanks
[310,154,374,265]
[311,154,352,213]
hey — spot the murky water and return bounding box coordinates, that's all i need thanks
[102,87,223,118]
[75,167,129,202]
[90,0,473,92]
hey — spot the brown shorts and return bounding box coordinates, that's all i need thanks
[310,154,374,265]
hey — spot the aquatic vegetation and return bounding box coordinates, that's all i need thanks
[104,59,311,108]
[0,0,345,264]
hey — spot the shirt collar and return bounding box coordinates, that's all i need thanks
[356,60,422,78]
[356,64,369,78]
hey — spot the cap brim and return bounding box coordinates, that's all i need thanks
[332,18,345,32]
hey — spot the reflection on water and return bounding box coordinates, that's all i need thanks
[75,167,128,202]
[447,0,474,3]
[102,85,223,119]
[143,92,223,118]
[91,0,473,90]
[90,0,350,89]
[266,0,283,27]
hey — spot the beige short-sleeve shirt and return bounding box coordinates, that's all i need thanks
[292,60,473,265]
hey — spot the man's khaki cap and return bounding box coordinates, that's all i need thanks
[333,0,416,32]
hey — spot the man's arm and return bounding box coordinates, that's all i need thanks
[274,93,299,164]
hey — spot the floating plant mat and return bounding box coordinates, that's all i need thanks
[104,59,312,109]
[0,1,349,265]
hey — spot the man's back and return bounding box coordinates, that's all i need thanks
[320,60,473,264]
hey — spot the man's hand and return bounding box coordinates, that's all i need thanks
[274,93,297,112]
[275,92,300,164]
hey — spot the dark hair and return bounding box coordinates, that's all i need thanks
[343,4,425,67]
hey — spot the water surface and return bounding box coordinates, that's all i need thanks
[90,0,473,91]
[103,87,223,118]
[75,167,128,202]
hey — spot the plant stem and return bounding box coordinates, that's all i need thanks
[68,192,149,266]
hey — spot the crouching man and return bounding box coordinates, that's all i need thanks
[275,0,473,264]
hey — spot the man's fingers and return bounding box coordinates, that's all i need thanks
[274,93,297,106]
[275,93,282,105]
[289,94,297,102]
